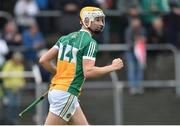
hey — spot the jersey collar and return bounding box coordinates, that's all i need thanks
[80,28,92,37]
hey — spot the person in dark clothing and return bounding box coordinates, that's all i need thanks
[163,2,180,48]
[148,17,167,44]
[125,17,147,95]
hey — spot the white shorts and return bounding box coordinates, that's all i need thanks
[48,89,79,122]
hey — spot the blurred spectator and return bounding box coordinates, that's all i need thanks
[125,17,147,95]
[14,0,39,32]
[55,0,81,35]
[147,17,167,73]
[2,21,22,47]
[63,0,80,13]
[49,0,81,11]
[95,0,113,9]
[0,36,9,69]
[22,21,45,67]
[35,0,49,10]
[117,4,142,46]
[128,4,142,18]
[81,0,118,10]
[148,17,167,44]
[140,0,170,29]
[117,0,141,14]
[169,0,180,7]
[35,0,50,34]
[2,52,25,124]
[163,0,180,48]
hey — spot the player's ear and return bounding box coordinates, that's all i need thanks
[84,17,90,26]
[79,16,83,25]
[80,17,90,28]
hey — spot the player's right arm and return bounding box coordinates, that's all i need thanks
[39,47,58,75]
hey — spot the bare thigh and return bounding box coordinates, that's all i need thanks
[68,106,89,125]
[44,111,67,125]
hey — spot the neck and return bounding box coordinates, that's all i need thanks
[81,26,94,36]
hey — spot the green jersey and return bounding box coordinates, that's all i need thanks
[50,29,98,96]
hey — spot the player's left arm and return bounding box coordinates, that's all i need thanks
[82,41,123,78]
[83,58,123,78]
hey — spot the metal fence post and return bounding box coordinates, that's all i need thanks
[175,50,180,96]
[34,83,48,124]
[32,65,45,124]
[110,71,123,125]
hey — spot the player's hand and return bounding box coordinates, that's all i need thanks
[111,58,123,71]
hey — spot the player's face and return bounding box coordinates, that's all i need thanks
[90,17,105,34]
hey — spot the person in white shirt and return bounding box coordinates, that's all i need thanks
[0,37,9,68]
[14,0,39,32]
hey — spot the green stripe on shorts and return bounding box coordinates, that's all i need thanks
[59,95,74,117]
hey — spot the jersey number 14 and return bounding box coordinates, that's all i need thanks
[58,44,78,63]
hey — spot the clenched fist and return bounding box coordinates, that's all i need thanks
[111,58,123,71]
